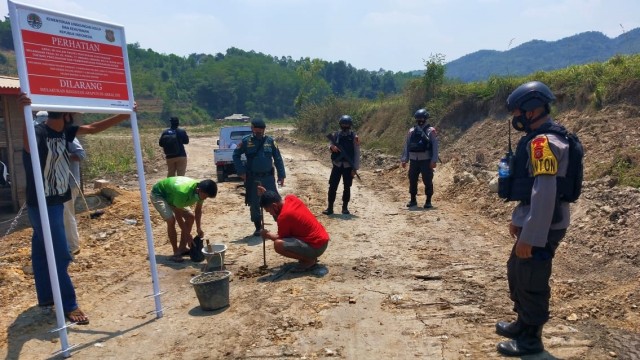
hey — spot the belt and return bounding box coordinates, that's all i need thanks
[250,169,274,177]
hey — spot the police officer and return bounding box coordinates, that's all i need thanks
[495,81,576,356]
[233,119,286,236]
[322,115,361,215]
[401,109,439,208]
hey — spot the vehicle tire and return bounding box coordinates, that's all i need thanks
[216,166,226,183]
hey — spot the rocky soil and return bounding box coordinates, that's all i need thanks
[0,109,639,359]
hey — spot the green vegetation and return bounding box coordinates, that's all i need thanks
[446,28,640,82]
[1,15,638,186]
[81,132,158,180]
[82,118,297,179]
[0,17,417,126]
[295,54,640,187]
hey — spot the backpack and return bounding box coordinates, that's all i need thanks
[555,129,584,202]
[160,130,180,156]
[498,123,584,203]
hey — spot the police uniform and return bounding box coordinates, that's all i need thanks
[501,119,571,352]
[401,123,439,206]
[326,129,360,214]
[232,128,286,233]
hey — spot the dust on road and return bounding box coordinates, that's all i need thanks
[0,132,634,359]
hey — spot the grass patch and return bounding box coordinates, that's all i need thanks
[81,132,158,180]
[608,152,640,188]
[80,118,296,181]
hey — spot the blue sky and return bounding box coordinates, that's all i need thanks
[4,0,639,72]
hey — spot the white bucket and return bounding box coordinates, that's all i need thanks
[202,244,227,271]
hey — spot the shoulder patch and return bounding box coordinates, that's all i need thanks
[530,135,558,176]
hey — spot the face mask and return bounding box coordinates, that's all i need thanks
[340,126,350,131]
[416,120,426,126]
[511,114,530,132]
[63,113,74,128]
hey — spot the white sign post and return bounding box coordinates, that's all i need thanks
[8,1,163,357]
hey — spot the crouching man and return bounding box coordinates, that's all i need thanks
[258,187,330,272]
[150,176,217,262]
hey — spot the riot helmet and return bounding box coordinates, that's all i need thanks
[414,108,429,126]
[506,81,555,112]
[339,115,353,130]
[506,81,555,132]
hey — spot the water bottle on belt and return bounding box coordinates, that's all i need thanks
[498,157,510,178]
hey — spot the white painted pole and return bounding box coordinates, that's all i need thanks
[21,105,71,358]
[129,112,164,318]
[9,0,70,355]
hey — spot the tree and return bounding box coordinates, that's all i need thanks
[0,17,14,50]
[423,53,446,101]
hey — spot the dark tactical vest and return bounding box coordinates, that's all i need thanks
[330,131,356,163]
[498,122,584,204]
[408,126,432,153]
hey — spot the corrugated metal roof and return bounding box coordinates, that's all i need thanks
[0,75,20,90]
[0,76,21,95]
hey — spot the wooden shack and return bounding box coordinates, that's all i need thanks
[0,76,25,213]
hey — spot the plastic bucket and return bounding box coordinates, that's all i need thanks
[189,271,231,311]
[202,244,227,271]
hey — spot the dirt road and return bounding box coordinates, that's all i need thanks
[0,132,633,359]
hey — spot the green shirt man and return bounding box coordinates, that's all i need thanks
[150,177,218,262]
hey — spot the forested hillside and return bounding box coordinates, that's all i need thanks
[446,28,640,82]
[0,17,416,125]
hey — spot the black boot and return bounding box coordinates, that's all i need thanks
[322,205,334,215]
[497,324,544,356]
[406,195,417,207]
[341,200,350,214]
[253,221,261,236]
[424,196,433,209]
[495,317,524,339]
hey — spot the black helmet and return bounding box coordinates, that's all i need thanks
[339,115,353,126]
[506,81,556,112]
[414,108,430,120]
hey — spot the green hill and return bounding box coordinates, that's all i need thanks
[445,28,640,82]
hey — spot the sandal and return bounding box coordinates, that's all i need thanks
[65,308,90,325]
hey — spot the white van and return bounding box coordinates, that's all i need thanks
[213,126,252,182]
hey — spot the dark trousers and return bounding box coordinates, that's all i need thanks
[247,175,277,223]
[327,165,353,207]
[507,229,566,326]
[408,159,433,197]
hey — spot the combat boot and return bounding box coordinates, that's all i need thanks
[341,206,350,215]
[253,221,262,237]
[322,208,334,215]
[424,196,433,209]
[497,324,544,356]
[495,317,524,339]
[406,196,417,207]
